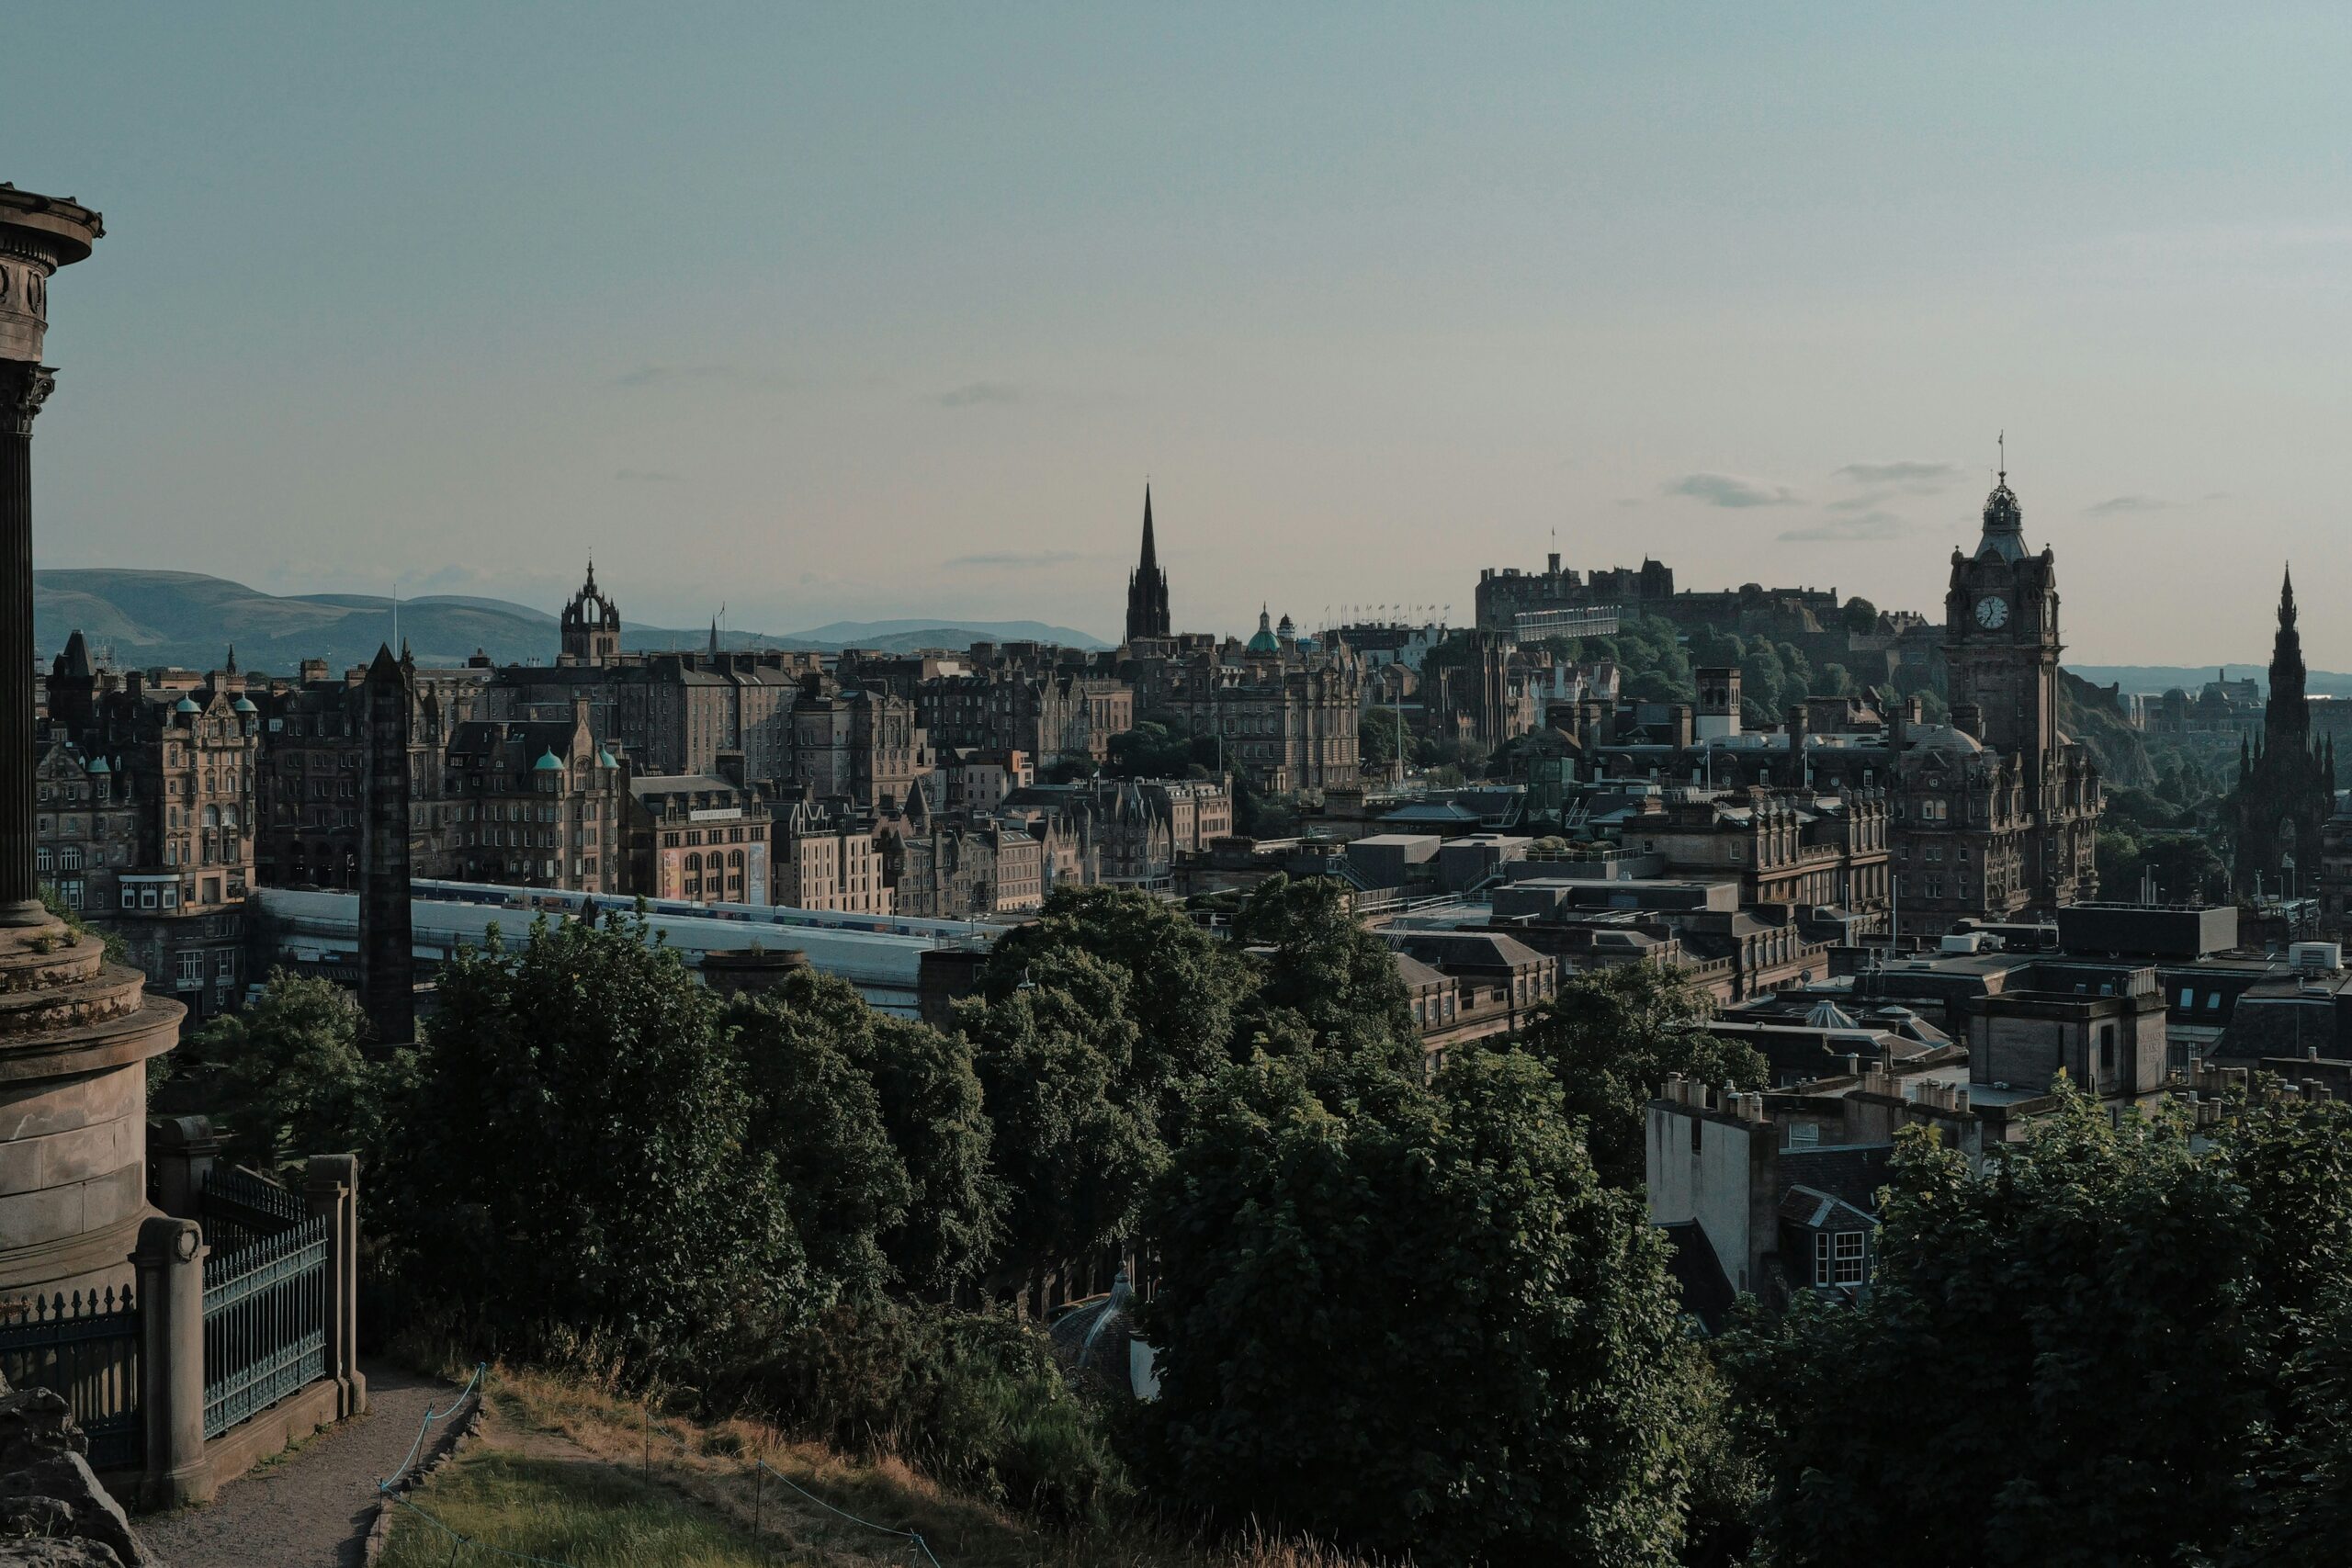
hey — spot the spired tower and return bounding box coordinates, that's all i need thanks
[2234,568,2335,896]
[1940,451,2099,909]
[1125,486,1171,644]
[1944,457,2062,785]
[560,559,622,665]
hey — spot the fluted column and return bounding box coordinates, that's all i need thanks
[0,359,56,926]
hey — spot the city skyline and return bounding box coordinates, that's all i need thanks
[10,6,2352,659]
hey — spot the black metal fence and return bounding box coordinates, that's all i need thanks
[0,1286,142,1470]
[198,1167,333,1439]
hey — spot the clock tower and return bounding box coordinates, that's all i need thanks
[1944,458,2061,787]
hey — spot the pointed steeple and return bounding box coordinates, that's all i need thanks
[1124,483,1172,643]
[2267,561,2310,751]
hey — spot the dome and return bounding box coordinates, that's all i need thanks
[1245,605,1280,655]
[85,756,109,775]
[533,749,566,772]
[231,695,257,714]
[173,696,200,714]
[1905,723,1985,756]
[596,748,619,768]
[1974,469,2029,564]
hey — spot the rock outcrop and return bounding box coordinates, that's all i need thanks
[0,1376,151,1568]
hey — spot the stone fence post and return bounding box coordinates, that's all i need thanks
[147,1115,218,1221]
[130,1215,209,1507]
[305,1154,367,1419]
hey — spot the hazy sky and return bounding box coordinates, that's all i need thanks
[10,5,2352,660]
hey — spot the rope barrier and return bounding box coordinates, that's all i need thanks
[754,1457,945,1568]
[372,1361,949,1565]
[382,1361,487,1492]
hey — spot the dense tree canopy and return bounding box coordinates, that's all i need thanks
[1136,1047,1697,1566]
[372,914,803,1376]
[1724,1084,2352,1568]
[1514,964,1766,1189]
[1229,873,1418,1067]
[187,970,379,1178]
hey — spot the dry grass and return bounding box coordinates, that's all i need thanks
[450,1360,1392,1568]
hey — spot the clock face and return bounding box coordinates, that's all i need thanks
[1975,595,2010,630]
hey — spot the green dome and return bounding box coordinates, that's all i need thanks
[596,748,619,768]
[1245,605,1280,655]
[534,749,566,772]
[232,695,257,714]
[173,696,201,714]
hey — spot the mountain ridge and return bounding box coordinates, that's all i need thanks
[31,569,1110,673]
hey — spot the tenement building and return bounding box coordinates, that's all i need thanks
[40,638,263,1021]
[441,703,628,892]
[254,646,486,888]
[628,754,770,903]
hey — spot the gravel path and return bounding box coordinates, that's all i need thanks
[139,1361,472,1568]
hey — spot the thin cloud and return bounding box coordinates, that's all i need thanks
[1665,472,1799,508]
[1835,460,1962,486]
[1781,511,1908,542]
[615,364,743,389]
[936,381,1021,408]
[946,550,1082,570]
[2085,494,2172,515]
[614,469,680,483]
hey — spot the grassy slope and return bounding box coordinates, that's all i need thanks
[383,1364,1377,1568]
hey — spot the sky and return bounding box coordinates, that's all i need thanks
[9,4,2352,660]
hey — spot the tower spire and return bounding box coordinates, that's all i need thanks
[1125,483,1171,643]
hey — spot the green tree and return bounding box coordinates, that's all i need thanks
[1514,964,1764,1189]
[1231,873,1418,1066]
[1724,1087,2265,1568]
[726,990,913,1303]
[373,914,803,1378]
[1842,596,1880,635]
[981,886,1256,1115]
[1135,1048,1696,1565]
[189,970,380,1177]
[719,967,1000,1296]
[955,957,1163,1294]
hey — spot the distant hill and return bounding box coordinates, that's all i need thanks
[2068,663,2352,699]
[31,570,1113,674]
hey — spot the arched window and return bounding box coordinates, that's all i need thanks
[60,847,82,872]
[202,805,220,829]
[684,852,702,871]
[729,850,744,868]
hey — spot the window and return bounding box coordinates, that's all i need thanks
[1833,1231,1865,1285]
[176,952,201,986]
[2099,1024,2116,1075]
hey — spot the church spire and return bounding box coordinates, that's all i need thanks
[1125,483,1171,644]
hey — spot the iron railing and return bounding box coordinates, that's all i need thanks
[201,1215,331,1438]
[201,1164,307,1256]
[0,1286,142,1470]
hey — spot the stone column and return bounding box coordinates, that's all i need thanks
[130,1214,211,1507]
[147,1114,220,1222]
[0,358,53,927]
[306,1153,368,1418]
[1,187,102,928]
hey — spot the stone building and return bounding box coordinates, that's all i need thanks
[253,648,484,889]
[441,705,627,891]
[772,795,894,914]
[894,819,1045,918]
[1474,551,1665,634]
[1128,610,1363,793]
[789,682,931,812]
[494,564,820,779]
[2233,570,2335,897]
[918,664,1134,770]
[40,644,263,1022]
[628,756,771,904]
